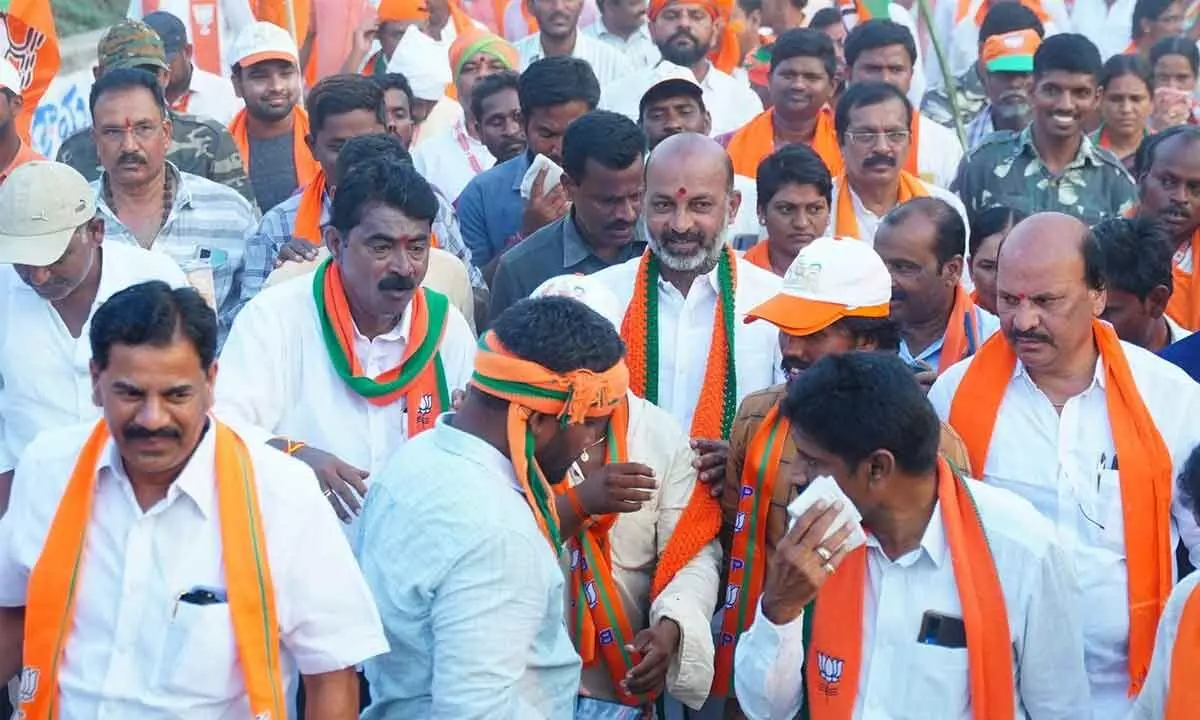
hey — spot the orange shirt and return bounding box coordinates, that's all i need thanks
[0,141,44,186]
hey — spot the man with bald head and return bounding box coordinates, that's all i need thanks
[928,212,1200,718]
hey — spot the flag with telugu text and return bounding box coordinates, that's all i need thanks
[0,0,59,143]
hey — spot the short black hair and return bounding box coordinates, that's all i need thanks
[880,196,966,265]
[330,155,438,232]
[1133,0,1178,38]
[968,205,1027,256]
[844,19,916,69]
[770,28,837,80]
[737,0,762,14]
[518,56,601,119]
[1135,124,1200,178]
[90,281,217,372]
[834,80,912,138]
[335,133,412,186]
[470,69,520,122]
[756,143,833,209]
[1099,53,1153,91]
[1083,225,1108,292]
[837,315,901,351]
[808,7,843,30]
[783,352,940,474]
[1091,217,1174,300]
[306,74,386,135]
[978,2,1045,45]
[562,110,645,183]
[373,72,415,108]
[491,296,625,373]
[1033,33,1103,80]
[89,67,166,119]
[1150,35,1200,76]
[1180,442,1200,521]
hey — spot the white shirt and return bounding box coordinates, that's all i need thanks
[1070,0,1136,60]
[927,341,1200,718]
[178,67,240,127]
[582,19,661,70]
[733,479,1091,720]
[601,60,764,137]
[731,175,763,241]
[412,119,497,202]
[125,0,256,77]
[1167,313,1194,345]
[1129,568,1200,719]
[917,114,963,189]
[830,177,969,247]
[0,420,387,718]
[0,243,186,473]
[926,0,1071,89]
[214,274,477,546]
[590,254,783,432]
[514,30,635,87]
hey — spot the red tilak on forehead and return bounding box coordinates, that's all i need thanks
[675,186,687,198]
[124,118,133,130]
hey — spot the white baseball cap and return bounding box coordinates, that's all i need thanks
[0,58,21,94]
[530,274,624,330]
[387,25,452,101]
[745,237,891,335]
[231,21,299,70]
[638,62,704,116]
[0,161,96,266]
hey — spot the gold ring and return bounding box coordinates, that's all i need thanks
[815,546,833,562]
[822,561,836,575]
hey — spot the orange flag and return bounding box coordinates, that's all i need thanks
[1,0,59,143]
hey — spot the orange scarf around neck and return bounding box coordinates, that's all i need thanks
[1166,582,1200,719]
[21,420,285,719]
[939,284,983,374]
[1166,229,1200,332]
[293,169,328,246]
[833,170,927,239]
[742,240,775,274]
[228,107,320,190]
[946,320,1174,694]
[727,108,843,179]
[803,458,1013,718]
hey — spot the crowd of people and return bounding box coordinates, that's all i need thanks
[3,0,1200,716]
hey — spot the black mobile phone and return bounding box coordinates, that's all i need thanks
[917,610,967,648]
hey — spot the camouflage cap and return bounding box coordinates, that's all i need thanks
[97,19,169,73]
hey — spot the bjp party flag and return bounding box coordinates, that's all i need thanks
[0,0,59,142]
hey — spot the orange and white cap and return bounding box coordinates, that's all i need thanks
[980,29,1040,74]
[0,59,21,94]
[231,21,299,70]
[745,237,891,335]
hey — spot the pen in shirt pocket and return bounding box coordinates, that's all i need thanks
[172,586,228,619]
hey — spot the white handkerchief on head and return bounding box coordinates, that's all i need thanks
[519,153,564,200]
[786,475,868,552]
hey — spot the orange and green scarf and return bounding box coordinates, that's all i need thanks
[21,420,285,720]
[948,320,1173,694]
[713,402,791,697]
[470,331,630,552]
[313,258,450,435]
[619,246,732,613]
[801,458,1013,719]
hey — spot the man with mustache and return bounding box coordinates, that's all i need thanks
[1093,217,1191,352]
[929,212,1200,717]
[638,65,711,149]
[922,3,1044,149]
[875,197,1000,381]
[828,81,967,245]
[714,237,973,713]
[488,111,648,325]
[226,22,317,218]
[600,0,763,136]
[0,161,187,513]
[216,156,477,545]
[88,68,258,349]
[953,34,1137,225]
[0,280,387,718]
[469,71,527,162]
[514,0,635,86]
[1135,126,1200,332]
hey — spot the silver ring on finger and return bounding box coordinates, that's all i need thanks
[815,545,833,562]
[822,561,836,575]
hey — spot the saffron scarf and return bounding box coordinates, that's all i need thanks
[939,284,982,374]
[470,331,630,551]
[292,169,327,246]
[947,320,1174,694]
[726,108,843,179]
[832,170,927,239]
[713,403,791,698]
[1166,229,1200,332]
[619,247,732,599]
[313,259,450,435]
[565,397,655,706]
[1166,582,1200,719]
[21,420,285,719]
[228,107,320,188]
[743,240,774,273]
[801,458,1013,719]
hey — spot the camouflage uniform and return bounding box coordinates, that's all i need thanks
[952,126,1137,225]
[58,18,256,208]
[921,66,988,133]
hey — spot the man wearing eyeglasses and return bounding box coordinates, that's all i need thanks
[829,81,967,246]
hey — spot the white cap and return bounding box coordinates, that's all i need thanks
[530,274,624,330]
[230,21,299,70]
[387,25,451,101]
[0,58,21,94]
[0,161,96,266]
[745,237,891,335]
[638,61,703,114]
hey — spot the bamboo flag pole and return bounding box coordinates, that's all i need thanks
[914,0,968,151]
[283,0,298,43]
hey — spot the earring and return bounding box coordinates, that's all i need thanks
[580,449,591,463]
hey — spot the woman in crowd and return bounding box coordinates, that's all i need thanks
[1095,54,1154,171]
[1149,36,1200,129]
[967,205,1027,316]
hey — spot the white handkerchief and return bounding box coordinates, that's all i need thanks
[519,153,564,200]
[786,475,868,552]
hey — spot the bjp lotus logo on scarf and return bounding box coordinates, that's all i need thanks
[584,580,598,609]
[569,547,581,570]
[416,393,434,426]
[734,511,746,533]
[599,628,615,645]
[816,651,845,696]
[724,584,740,609]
